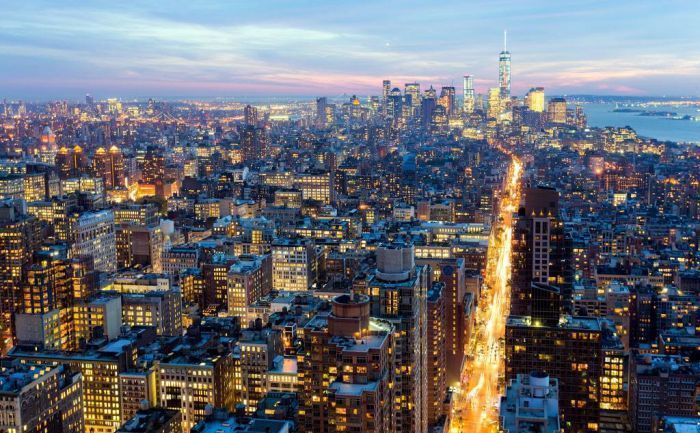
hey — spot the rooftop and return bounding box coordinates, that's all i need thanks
[117,408,180,433]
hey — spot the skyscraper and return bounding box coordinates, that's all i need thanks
[439,86,456,116]
[487,87,502,119]
[93,145,125,189]
[365,242,428,433]
[244,104,258,126]
[382,79,391,116]
[404,82,421,118]
[499,30,511,98]
[315,97,327,127]
[241,125,267,162]
[511,186,572,316]
[463,75,475,114]
[299,294,394,433]
[525,87,545,112]
[547,98,568,124]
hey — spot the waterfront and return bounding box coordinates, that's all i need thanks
[583,102,700,144]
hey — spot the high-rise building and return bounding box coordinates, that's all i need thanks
[421,88,437,129]
[505,282,622,433]
[293,170,334,204]
[405,82,421,117]
[315,97,327,127]
[68,209,117,273]
[382,79,391,115]
[416,257,467,385]
[525,87,545,112]
[93,145,125,189]
[141,146,165,184]
[463,75,475,114]
[487,87,503,119]
[158,346,237,432]
[241,125,267,162]
[237,327,283,414]
[121,290,182,336]
[506,310,604,432]
[439,86,456,116]
[511,186,572,316]
[388,87,403,125]
[426,283,447,426]
[499,30,512,98]
[116,224,163,271]
[244,104,258,126]
[547,98,568,124]
[0,201,41,351]
[299,293,395,433]
[365,242,429,433]
[55,145,88,179]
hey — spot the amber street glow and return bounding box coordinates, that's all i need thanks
[450,155,522,433]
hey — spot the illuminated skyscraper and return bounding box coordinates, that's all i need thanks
[382,79,391,115]
[463,75,475,114]
[299,294,395,433]
[365,242,429,433]
[241,125,267,162]
[499,30,511,98]
[93,145,125,189]
[405,82,421,117]
[487,87,502,119]
[244,104,258,126]
[439,86,456,116]
[55,145,88,179]
[547,97,568,124]
[525,87,545,112]
[141,146,165,184]
[315,97,327,127]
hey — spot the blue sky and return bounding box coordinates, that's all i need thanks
[1,0,699,99]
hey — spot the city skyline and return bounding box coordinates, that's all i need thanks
[2,0,700,99]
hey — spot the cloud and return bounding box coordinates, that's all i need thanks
[0,1,699,97]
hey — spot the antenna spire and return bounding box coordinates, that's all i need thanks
[504,29,507,51]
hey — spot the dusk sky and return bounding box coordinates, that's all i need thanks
[2,0,699,99]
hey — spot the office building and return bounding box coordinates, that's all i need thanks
[463,75,475,114]
[227,254,272,317]
[547,98,567,124]
[121,290,182,336]
[525,87,545,112]
[69,209,117,273]
[272,239,316,291]
[158,346,237,432]
[10,339,137,433]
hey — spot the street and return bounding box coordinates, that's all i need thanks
[449,156,522,433]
